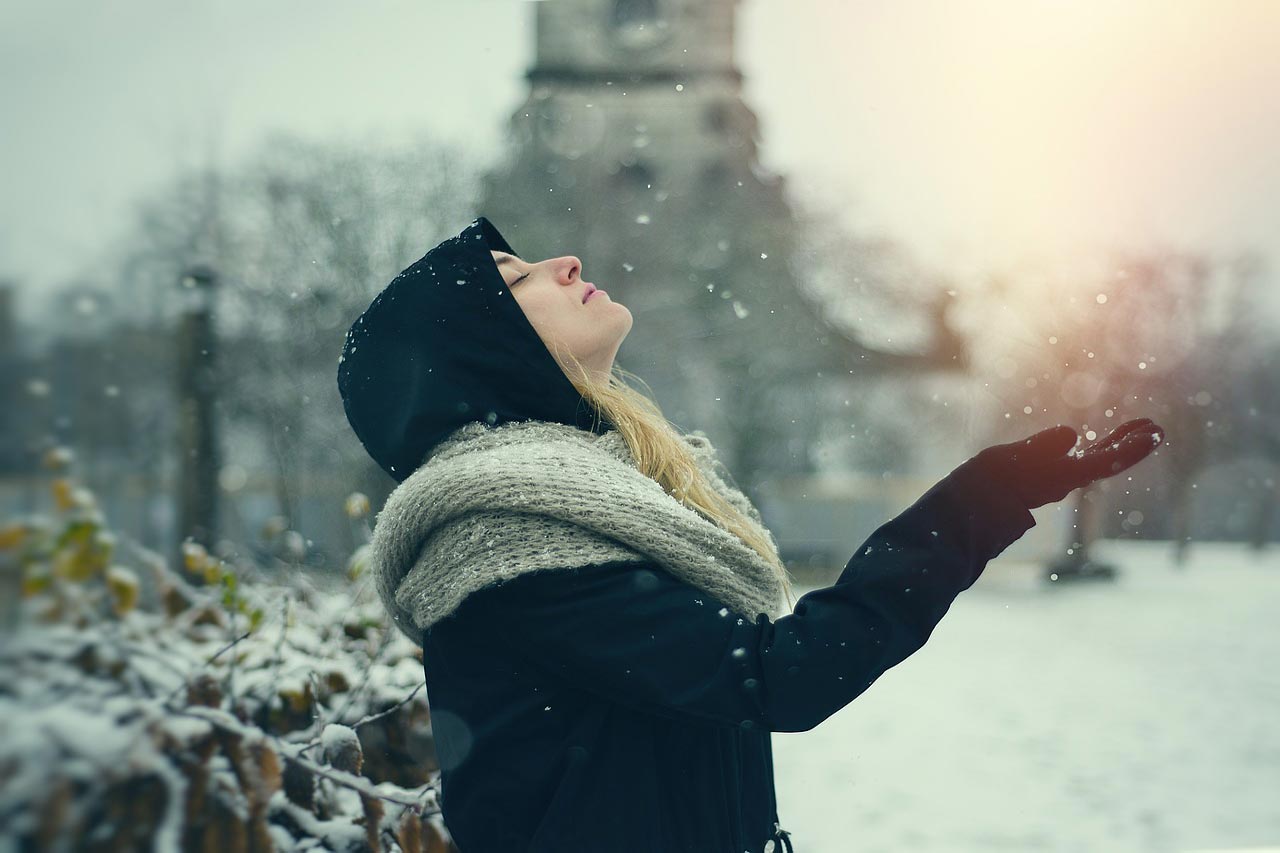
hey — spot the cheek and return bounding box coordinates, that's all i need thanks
[518,294,569,337]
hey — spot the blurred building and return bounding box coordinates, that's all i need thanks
[479,0,965,496]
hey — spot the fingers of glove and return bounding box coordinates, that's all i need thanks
[1077,418,1156,459]
[1075,427,1165,483]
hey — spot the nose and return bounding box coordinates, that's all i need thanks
[557,256,583,285]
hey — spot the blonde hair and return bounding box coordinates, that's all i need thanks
[553,347,797,611]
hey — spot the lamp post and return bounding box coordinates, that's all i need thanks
[175,264,220,570]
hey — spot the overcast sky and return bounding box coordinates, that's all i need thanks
[3,0,1278,316]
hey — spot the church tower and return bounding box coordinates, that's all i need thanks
[479,0,962,489]
[480,0,788,298]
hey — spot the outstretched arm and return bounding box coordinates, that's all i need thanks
[454,451,1031,732]
[459,419,1163,732]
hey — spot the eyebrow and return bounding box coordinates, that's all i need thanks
[493,253,518,267]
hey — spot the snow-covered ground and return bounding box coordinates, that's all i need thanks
[773,540,1280,853]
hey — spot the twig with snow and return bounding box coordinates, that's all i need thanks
[159,628,253,710]
[296,682,427,756]
[329,619,395,723]
[177,705,439,816]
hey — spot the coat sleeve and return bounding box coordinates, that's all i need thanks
[461,456,1037,733]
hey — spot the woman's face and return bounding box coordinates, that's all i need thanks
[491,250,633,382]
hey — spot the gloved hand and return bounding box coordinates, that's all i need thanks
[973,418,1165,510]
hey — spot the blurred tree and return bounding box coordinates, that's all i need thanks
[1238,341,1280,552]
[214,133,480,539]
[980,248,1277,566]
[63,132,481,562]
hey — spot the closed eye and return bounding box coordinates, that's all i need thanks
[511,272,529,286]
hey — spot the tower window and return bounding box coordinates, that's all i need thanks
[705,102,733,134]
[609,0,669,49]
[613,160,656,190]
[612,0,659,28]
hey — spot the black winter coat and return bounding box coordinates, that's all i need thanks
[420,455,1036,852]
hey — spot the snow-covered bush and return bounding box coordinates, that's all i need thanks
[0,448,453,852]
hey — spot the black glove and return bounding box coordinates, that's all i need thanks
[973,418,1165,510]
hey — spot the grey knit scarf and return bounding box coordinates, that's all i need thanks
[368,419,786,645]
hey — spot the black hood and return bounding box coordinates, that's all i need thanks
[337,216,612,483]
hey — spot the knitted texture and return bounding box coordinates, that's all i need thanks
[367,419,786,645]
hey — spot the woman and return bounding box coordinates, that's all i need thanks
[337,217,1165,853]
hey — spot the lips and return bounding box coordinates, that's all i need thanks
[582,284,597,303]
